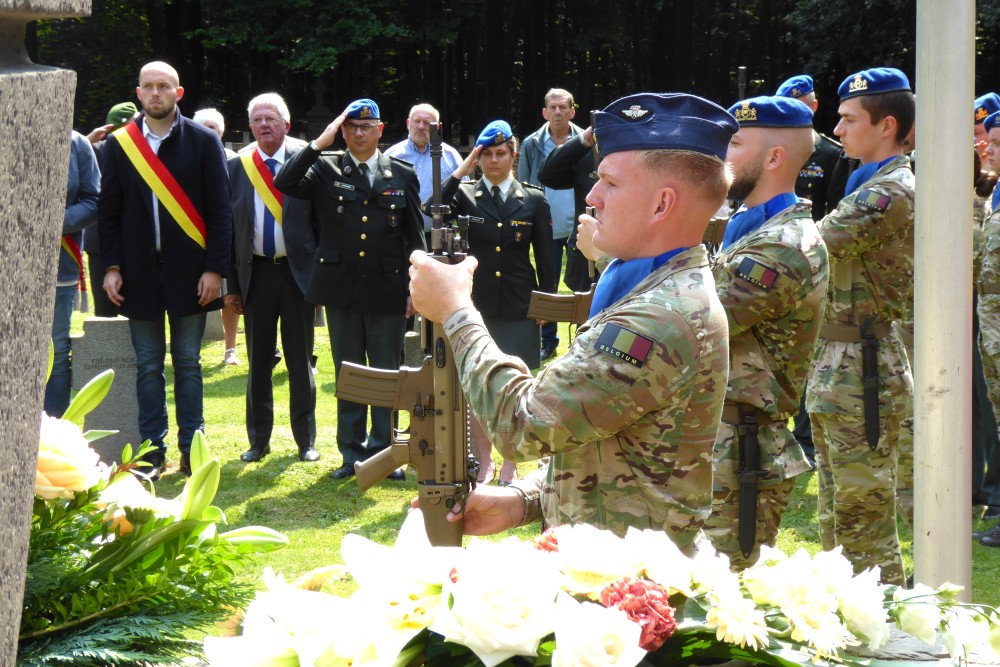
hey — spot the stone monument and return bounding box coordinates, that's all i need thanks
[0,1,92,663]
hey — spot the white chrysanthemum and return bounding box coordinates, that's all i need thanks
[742,545,791,606]
[551,594,647,667]
[838,567,890,650]
[705,590,771,651]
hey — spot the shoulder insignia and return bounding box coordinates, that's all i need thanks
[521,182,544,192]
[387,154,414,168]
[736,257,779,290]
[855,188,891,213]
[595,324,654,368]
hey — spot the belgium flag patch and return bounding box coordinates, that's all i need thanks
[736,257,779,290]
[855,188,891,213]
[596,324,654,368]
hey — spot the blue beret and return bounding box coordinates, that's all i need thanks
[838,67,911,100]
[728,96,813,128]
[775,75,814,99]
[976,93,1000,125]
[475,120,513,150]
[593,92,738,161]
[345,98,380,120]
[985,110,1000,134]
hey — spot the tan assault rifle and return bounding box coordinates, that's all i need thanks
[335,123,476,546]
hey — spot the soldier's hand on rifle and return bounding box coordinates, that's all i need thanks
[581,126,594,147]
[453,145,482,179]
[315,111,347,151]
[576,210,603,262]
[409,250,478,322]
[412,485,527,536]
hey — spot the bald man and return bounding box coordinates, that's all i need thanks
[99,60,232,480]
[701,96,829,569]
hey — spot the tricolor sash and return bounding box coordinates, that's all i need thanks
[61,235,86,287]
[113,122,207,249]
[240,151,284,225]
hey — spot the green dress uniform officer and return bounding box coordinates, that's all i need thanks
[409,93,736,551]
[273,98,425,481]
[703,96,829,570]
[805,68,915,586]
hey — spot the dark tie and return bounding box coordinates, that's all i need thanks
[359,161,370,187]
[263,158,277,258]
[492,185,503,213]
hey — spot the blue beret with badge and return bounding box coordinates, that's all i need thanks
[727,96,813,128]
[975,93,1000,125]
[775,75,814,99]
[985,110,1000,133]
[592,92,738,161]
[345,98,380,120]
[475,120,513,150]
[838,67,911,100]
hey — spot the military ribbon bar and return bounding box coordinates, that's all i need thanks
[113,123,207,249]
[240,151,284,226]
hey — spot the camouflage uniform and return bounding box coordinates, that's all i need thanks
[703,200,829,570]
[806,155,914,586]
[979,192,1000,437]
[444,245,729,550]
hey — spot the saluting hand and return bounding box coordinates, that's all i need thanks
[315,111,347,151]
[453,145,482,179]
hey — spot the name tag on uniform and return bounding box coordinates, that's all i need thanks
[468,216,485,224]
[334,181,356,191]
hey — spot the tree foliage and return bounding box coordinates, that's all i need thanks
[28,0,1000,147]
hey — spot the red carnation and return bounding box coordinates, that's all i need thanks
[600,577,677,651]
[535,528,559,552]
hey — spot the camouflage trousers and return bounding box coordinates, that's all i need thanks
[980,301,1000,424]
[811,412,905,586]
[703,422,802,571]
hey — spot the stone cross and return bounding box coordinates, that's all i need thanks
[0,1,92,663]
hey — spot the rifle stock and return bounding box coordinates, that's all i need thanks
[527,204,598,325]
[334,122,473,547]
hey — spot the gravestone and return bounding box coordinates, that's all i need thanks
[203,308,224,341]
[72,317,141,463]
[0,1,92,663]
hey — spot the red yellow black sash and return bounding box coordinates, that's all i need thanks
[240,150,284,225]
[113,122,207,249]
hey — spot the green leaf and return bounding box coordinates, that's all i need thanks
[180,459,220,520]
[62,369,114,427]
[46,339,54,384]
[107,519,205,573]
[200,505,226,523]
[218,526,289,553]
[83,429,119,442]
[189,430,209,472]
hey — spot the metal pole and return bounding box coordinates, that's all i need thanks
[914,0,974,597]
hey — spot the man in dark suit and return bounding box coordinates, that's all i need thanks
[274,98,425,481]
[225,93,319,464]
[99,61,232,479]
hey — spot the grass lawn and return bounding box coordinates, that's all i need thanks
[68,309,1000,609]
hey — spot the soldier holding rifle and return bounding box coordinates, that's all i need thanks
[409,93,734,549]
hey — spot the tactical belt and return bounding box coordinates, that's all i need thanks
[818,321,894,343]
[979,281,1000,295]
[720,402,780,427]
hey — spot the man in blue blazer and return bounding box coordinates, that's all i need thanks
[98,61,232,479]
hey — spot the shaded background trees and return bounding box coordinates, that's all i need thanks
[29,0,1000,148]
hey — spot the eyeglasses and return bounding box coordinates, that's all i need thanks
[345,122,379,135]
[250,116,283,127]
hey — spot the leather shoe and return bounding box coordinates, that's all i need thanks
[139,451,165,482]
[388,467,406,481]
[240,446,271,463]
[985,505,1000,519]
[330,465,355,480]
[299,446,320,462]
[980,523,1000,547]
[540,343,557,362]
[974,520,999,539]
[178,453,192,476]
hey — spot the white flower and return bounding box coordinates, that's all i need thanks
[551,594,647,667]
[551,524,642,599]
[688,541,737,597]
[892,584,942,645]
[941,608,990,660]
[430,537,561,666]
[742,545,790,606]
[98,472,181,533]
[838,567,890,650]
[705,591,771,651]
[36,414,104,499]
[623,527,695,596]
